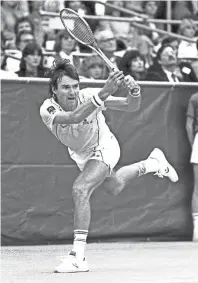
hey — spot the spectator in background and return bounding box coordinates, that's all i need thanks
[43,0,64,12]
[15,30,35,52]
[141,1,160,45]
[14,16,34,36]
[137,35,154,68]
[53,30,80,70]
[124,1,143,14]
[101,1,130,43]
[94,29,126,68]
[79,55,109,80]
[28,1,45,46]
[146,44,197,82]
[64,1,88,15]
[1,1,29,49]
[3,30,35,73]
[177,17,198,59]
[16,42,46,78]
[186,92,198,242]
[118,49,147,81]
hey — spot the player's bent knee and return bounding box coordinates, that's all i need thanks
[104,177,124,196]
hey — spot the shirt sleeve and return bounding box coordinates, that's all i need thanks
[40,102,62,131]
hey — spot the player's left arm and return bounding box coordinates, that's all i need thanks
[104,75,141,112]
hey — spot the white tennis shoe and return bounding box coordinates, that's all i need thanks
[148,148,179,182]
[54,251,89,273]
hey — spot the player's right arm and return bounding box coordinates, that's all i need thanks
[52,71,124,125]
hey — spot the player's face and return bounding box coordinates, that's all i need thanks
[53,75,79,111]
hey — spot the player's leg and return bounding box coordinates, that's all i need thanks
[192,164,198,241]
[103,148,179,196]
[54,159,109,273]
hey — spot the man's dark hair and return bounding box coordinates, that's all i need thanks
[14,16,35,35]
[15,30,34,47]
[161,36,178,46]
[48,59,79,98]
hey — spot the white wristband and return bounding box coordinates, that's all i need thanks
[91,93,105,108]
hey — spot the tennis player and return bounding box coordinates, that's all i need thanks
[40,59,179,273]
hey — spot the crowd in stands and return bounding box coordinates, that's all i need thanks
[1,0,198,81]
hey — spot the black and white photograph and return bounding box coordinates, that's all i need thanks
[1,1,198,282]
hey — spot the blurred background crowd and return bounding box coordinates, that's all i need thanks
[1,0,198,82]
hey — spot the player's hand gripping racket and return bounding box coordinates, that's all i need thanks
[60,8,140,95]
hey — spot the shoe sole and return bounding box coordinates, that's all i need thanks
[54,269,89,273]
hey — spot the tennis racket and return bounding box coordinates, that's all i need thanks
[60,8,140,96]
[60,8,117,71]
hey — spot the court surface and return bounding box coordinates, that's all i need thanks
[1,242,198,283]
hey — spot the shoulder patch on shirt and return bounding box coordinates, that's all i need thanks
[47,106,56,114]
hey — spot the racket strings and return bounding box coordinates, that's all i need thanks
[61,10,94,45]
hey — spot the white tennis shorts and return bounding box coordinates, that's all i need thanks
[69,134,121,172]
[191,133,198,164]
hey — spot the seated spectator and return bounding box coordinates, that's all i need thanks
[146,44,198,82]
[79,55,109,80]
[43,0,64,13]
[101,1,130,42]
[118,49,147,81]
[64,1,88,15]
[141,1,160,44]
[53,30,80,70]
[28,1,45,46]
[16,42,46,78]
[2,30,35,73]
[15,30,35,52]
[1,1,29,49]
[177,17,198,59]
[137,34,154,68]
[124,1,143,14]
[14,16,34,36]
[94,29,126,68]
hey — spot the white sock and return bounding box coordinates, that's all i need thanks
[72,230,88,261]
[137,158,159,176]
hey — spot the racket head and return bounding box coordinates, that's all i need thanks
[60,8,95,46]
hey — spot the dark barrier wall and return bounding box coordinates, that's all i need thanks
[1,79,197,245]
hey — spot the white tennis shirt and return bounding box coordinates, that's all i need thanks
[40,88,113,153]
